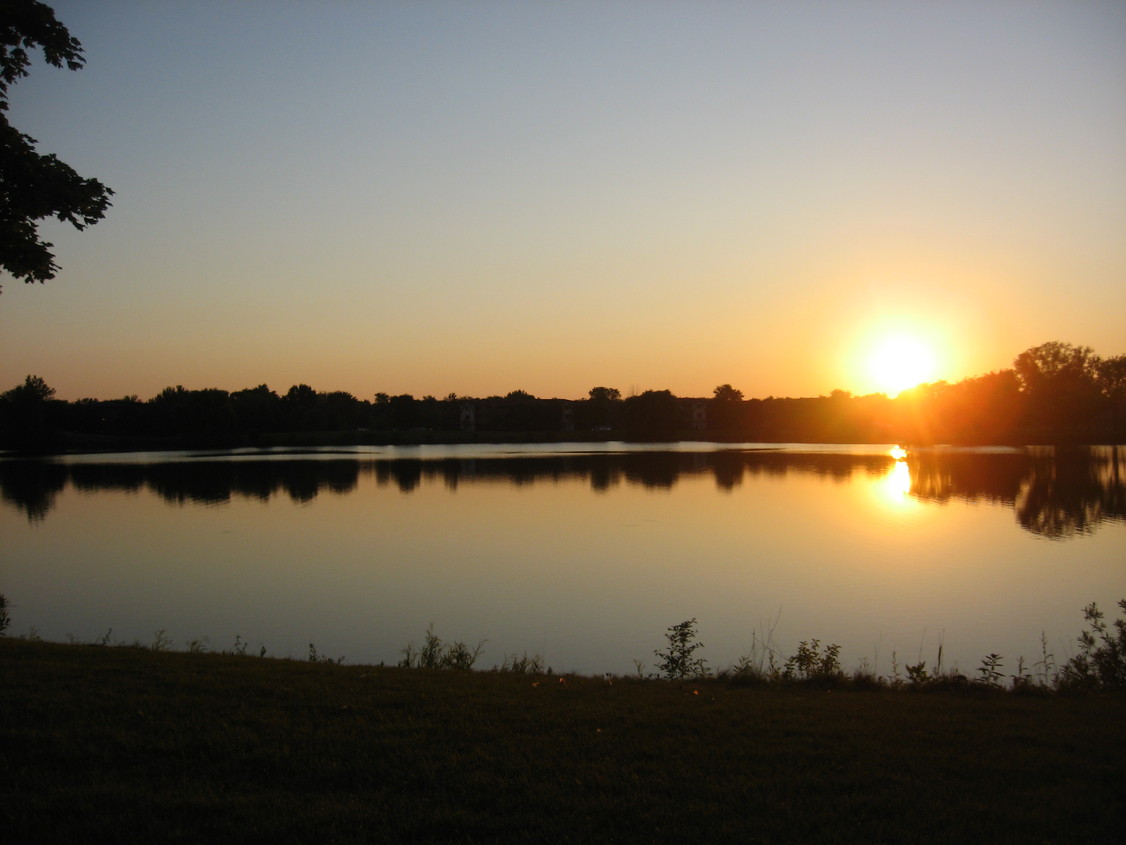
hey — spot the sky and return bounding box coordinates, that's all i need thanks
[2,0,1124,402]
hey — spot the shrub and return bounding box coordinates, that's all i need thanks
[905,661,931,686]
[781,639,842,682]
[1058,599,1126,691]
[653,618,709,679]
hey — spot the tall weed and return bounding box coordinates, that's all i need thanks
[976,653,1005,688]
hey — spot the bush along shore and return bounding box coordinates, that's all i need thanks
[1,600,1123,843]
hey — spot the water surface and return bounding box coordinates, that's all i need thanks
[2,443,1122,677]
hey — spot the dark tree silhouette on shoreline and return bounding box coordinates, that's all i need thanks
[2,342,1123,449]
[1,0,113,291]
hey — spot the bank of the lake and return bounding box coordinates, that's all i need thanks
[2,639,1122,844]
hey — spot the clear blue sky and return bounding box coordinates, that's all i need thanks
[3,0,1124,400]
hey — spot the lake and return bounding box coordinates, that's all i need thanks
[2,443,1123,678]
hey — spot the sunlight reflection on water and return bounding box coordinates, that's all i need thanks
[1,444,1122,676]
[882,460,914,502]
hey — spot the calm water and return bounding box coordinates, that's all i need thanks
[2,443,1123,677]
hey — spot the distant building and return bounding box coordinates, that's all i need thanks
[689,400,707,431]
[674,399,708,431]
[459,403,476,432]
[456,399,575,433]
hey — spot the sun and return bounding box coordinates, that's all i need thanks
[864,332,940,396]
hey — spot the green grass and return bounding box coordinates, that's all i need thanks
[2,639,1123,843]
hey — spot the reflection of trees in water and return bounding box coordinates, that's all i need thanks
[1015,450,1119,539]
[377,459,422,493]
[3,448,1123,538]
[382,451,890,492]
[2,451,890,518]
[711,453,745,490]
[0,460,363,519]
[622,452,682,489]
[0,461,67,522]
[907,447,1125,539]
[905,452,1029,505]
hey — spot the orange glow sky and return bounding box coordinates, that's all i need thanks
[2,1,1124,401]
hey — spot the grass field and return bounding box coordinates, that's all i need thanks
[2,638,1123,843]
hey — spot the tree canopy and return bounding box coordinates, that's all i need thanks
[3,341,1124,448]
[588,386,621,402]
[1,0,113,290]
[1,373,53,401]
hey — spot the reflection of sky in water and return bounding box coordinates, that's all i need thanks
[1,447,1123,677]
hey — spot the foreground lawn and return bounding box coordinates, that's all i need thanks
[2,639,1122,843]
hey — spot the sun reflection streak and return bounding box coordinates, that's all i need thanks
[872,446,915,507]
[885,460,913,500]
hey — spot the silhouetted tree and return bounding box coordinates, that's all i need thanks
[585,386,621,429]
[0,0,113,290]
[320,390,364,431]
[895,371,1022,444]
[387,394,420,429]
[712,384,743,402]
[710,383,744,433]
[588,386,620,402]
[2,373,54,401]
[418,394,454,429]
[89,394,148,437]
[369,393,391,429]
[1014,342,1099,392]
[0,373,60,447]
[284,384,317,405]
[623,389,679,439]
[281,383,327,430]
[231,384,279,434]
[1013,342,1102,438]
[1097,355,1126,404]
[950,370,1022,442]
[148,386,234,441]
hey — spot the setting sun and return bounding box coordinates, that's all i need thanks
[864,333,940,396]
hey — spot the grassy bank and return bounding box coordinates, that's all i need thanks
[2,639,1122,843]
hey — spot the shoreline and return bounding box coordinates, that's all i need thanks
[3,637,1122,843]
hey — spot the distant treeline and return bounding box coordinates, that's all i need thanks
[1,342,1123,449]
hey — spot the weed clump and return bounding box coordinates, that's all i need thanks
[308,643,344,664]
[495,652,546,674]
[400,624,484,670]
